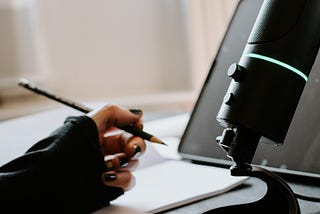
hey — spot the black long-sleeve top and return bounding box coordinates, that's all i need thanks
[0,116,123,213]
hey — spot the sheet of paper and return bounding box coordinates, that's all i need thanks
[110,160,248,213]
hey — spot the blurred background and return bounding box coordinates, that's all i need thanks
[0,0,237,121]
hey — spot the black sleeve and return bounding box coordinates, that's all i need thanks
[0,115,123,213]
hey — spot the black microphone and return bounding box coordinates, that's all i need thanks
[216,0,320,165]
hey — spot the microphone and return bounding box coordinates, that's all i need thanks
[216,0,320,165]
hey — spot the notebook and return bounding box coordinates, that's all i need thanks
[110,159,247,213]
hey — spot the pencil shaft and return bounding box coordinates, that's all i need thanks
[18,79,165,145]
[19,80,92,113]
[122,126,153,139]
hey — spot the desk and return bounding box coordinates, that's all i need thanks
[143,114,320,214]
[1,108,320,214]
[160,178,320,214]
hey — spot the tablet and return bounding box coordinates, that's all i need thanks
[178,0,320,182]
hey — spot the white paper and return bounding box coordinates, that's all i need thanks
[110,160,248,213]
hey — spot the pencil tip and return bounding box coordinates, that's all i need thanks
[150,136,167,146]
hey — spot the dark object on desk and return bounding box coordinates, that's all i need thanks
[178,0,320,182]
[203,166,299,214]
[211,0,320,213]
[177,0,320,213]
[216,0,320,165]
[18,78,166,146]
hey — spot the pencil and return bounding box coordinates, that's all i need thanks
[18,78,167,146]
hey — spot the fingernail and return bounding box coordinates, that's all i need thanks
[119,156,129,167]
[129,109,142,115]
[106,160,113,171]
[104,173,117,182]
[133,145,141,158]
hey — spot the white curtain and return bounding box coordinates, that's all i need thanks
[179,0,238,92]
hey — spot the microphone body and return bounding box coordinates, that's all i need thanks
[216,0,320,164]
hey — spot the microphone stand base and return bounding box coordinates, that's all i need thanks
[202,165,300,214]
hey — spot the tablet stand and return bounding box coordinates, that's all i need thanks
[202,164,300,214]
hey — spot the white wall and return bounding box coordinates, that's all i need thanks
[0,0,43,89]
[34,0,189,101]
[182,0,237,92]
[34,0,237,101]
[0,0,237,106]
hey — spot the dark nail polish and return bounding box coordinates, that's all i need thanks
[106,160,113,171]
[104,173,117,182]
[119,156,129,167]
[129,109,142,115]
[133,145,141,158]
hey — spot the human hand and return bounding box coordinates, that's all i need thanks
[88,105,146,191]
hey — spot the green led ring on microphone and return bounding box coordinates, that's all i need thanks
[243,53,308,82]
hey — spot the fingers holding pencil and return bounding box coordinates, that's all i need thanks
[88,105,147,157]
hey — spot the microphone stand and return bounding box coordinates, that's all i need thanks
[202,163,300,214]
